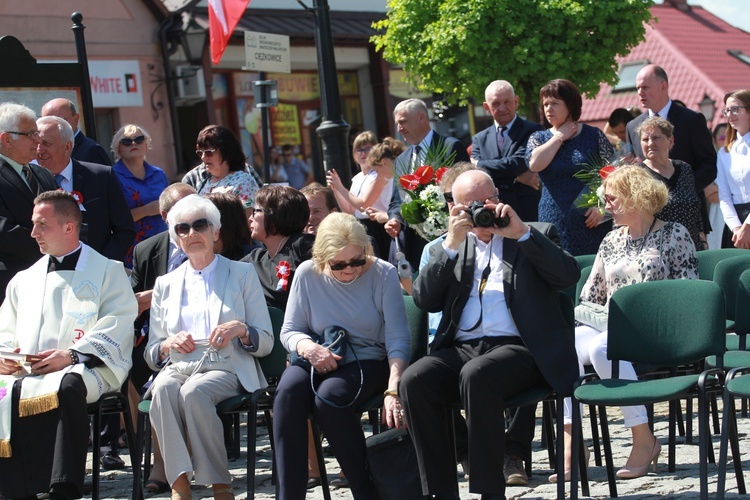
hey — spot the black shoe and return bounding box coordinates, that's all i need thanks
[330,477,350,489]
[307,477,321,489]
[100,451,126,470]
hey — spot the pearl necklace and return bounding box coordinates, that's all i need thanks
[330,268,361,286]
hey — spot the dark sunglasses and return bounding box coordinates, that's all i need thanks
[120,135,145,146]
[174,218,212,237]
[196,149,217,158]
[329,257,367,271]
[443,191,454,203]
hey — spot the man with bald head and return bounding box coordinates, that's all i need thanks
[36,116,135,262]
[41,98,112,166]
[0,102,58,301]
[471,81,543,222]
[625,64,716,242]
[401,170,579,499]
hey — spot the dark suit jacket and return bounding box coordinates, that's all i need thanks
[471,117,543,221]
[130,230,170,340]
[0,160,58,299]
[626,104,716,192]
[73,132,112,166]
[412,223,580,395]
[71,159,136,261]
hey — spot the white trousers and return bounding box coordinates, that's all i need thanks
[150,367,241,486]
[563,325,648,428]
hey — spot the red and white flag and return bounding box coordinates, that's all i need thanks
[208,0,251,65]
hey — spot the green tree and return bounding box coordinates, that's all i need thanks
[372,0,654,118]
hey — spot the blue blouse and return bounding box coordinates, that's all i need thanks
[113,160,169,267]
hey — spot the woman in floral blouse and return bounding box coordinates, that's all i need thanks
[553,165,698,484]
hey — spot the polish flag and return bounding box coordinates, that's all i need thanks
[208,0,252,65]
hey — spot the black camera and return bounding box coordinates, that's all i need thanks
[467,201,510,228]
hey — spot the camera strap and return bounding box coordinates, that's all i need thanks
[465,239,493,332]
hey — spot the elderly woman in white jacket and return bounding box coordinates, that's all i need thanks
[145,194,273,500]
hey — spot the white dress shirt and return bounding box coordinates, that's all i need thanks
[179,255,219,340]
[716,131,750,228]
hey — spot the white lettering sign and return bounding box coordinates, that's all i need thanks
[244,31,291,74]
[89,60,144,108]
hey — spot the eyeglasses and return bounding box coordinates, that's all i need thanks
[443,192,454,204]
[722,106,750,117]
[355,147,373,155]
[604,194,617,204]
[456,194,500,206]
[120,135,145,146]
[196,149,217,158]
[5,130,40,139]
[329,257,367,271]
[174,218,212,237]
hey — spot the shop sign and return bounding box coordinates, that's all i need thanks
[244,31,291,74]
[271,103,301,145]
[89,60,143,108]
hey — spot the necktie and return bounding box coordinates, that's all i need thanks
[497,126,506,153]
[54,174,65,188]
[22,164,40,195]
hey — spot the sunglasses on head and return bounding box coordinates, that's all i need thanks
[120,135,145,146]
[329,257,367,271]
[174,218,212,237]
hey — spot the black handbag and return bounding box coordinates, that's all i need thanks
[290,326,363,408]
[366,428,429,500]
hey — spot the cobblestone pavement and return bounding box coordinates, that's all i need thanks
[91,400,750,499]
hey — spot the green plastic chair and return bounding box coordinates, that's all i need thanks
[575,253,597,271]
[712,253,750,332]
[563,260,594,306]
[708,267,750,370]
[717,366,750,498]
[696,248,748,280]
[570,280,725,500]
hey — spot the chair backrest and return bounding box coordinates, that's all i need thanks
[404,295,428,365]
[713,254,750,322]
[735,269,750,337]
[575,253,597,270]
[607,280,725,367]
[575,265,593,306]
[696,248,748,280]
[258,306,288,380]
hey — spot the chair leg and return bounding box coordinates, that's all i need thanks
[265,410,277,487]
[92,403,102,500]
[246,406,258,499]
[698,384,710,499]
[311,423,332,500]
[120,395,144,500]
[569,397,580,500]
[142,413,152,487]
[588,403,602,467]
[542,400,556,468]
[730,396,747,494]
[710,392,721,435]
[233,413,241,461]
[597,405,618,498]
[685,396,693,445]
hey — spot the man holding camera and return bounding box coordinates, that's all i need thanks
[400,170,579,499]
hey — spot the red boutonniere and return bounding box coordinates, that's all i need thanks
[59,189,86,211]
[276,261,292,291]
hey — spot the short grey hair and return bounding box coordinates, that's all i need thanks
[0,103,36,136]
[111,124,152,161]
[37,115,75,145]
[484,80,515,101]
[394,98,429,117]
[166,194,222,241]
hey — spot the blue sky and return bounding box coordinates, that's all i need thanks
[660,0,750,32]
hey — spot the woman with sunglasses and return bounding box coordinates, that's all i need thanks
[111,124,168,267]
[146,194,273,500]
[184,125,262,214]
[274,213,410,500]
[717,89,750,249]
[327,132,399,259]
[553,165,698,483]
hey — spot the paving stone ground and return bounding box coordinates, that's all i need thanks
[90,399,750,499]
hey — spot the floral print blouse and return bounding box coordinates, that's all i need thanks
[197,170,262,209]
[580,221,698,308]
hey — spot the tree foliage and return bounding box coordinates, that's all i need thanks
[372,0,654,116]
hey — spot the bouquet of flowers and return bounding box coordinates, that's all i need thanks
[572,152,617,215]
[396,139,456,240]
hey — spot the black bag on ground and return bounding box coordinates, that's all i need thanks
[366,427,429,500]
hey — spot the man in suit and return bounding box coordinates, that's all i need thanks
[400,170,579,499]
[36,116,135,262]
[625,64,716,241]
[41,98,112,166]
[0,103,59,302]
[471,81,543,222]
[385,98,470,267]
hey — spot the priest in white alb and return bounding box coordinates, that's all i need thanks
[0,190,136,500]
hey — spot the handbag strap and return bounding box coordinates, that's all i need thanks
[309,336,364,409]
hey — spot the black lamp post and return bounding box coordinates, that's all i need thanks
[307,0,352,187]
[181,14,207,66]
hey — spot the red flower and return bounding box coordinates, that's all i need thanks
[276,260,291,292]
[70,190,84,204]
[399,174,421,191]
[435,167,448,185]
[599,165,616,179]
[414,165,434,185]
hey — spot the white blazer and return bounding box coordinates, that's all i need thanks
[146,255,274,392]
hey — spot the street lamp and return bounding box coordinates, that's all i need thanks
[699,94,716,122]
[181,14,207,66]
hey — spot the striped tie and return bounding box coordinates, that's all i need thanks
[22,164,40,195]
